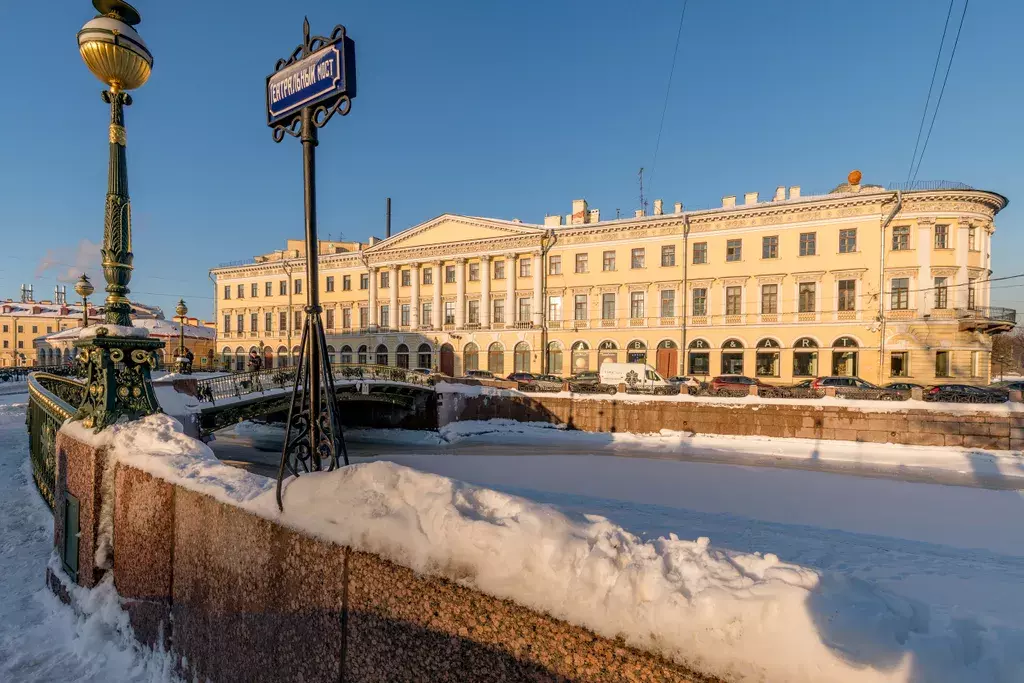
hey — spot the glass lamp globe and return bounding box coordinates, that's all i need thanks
[175,299,188,318]
[74,274,95,299]
[77,0,153,91]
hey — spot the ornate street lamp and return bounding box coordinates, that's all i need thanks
[74,274,94,329]
[73,0,163,430]
[175,299,190,374]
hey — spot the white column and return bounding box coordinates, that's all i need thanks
[389,265,399,329]
[505,253,517,325]
[532,250,543,327]
[433,261,443,330]
[455,258,466,329]
[368,266,378,329]
[411,263,421,329]
[480,255,491,328]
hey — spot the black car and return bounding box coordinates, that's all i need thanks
[883,382,926,392]
[506,372,536,382]
[926,384,1006,404]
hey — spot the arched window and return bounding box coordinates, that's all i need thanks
[831,337,859,376]
[546,341,563,375]
[463,342,479,373]
[439,344,455,376]
[235,346,246,372]
[417,343,432,370]
[326,345,336,365]
[376,344,389,366]
[357,345,368,364]
[793,337,818,377]
[721,339,743,375]
[755,338,781,377]
[626,340,647,364]
[514,342,531,373]
[656,340,678,378]
[340,344,353,364]
[291,346,301,366]
[598,340,618,366]
[487,342,504,375]
[687,339,710,376]
[276,346,289,367]
[263,345,274,369]
[832,336,859,348]
[571,341,589,373]
[396,343,410,369]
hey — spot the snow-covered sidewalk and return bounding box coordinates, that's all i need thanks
[0,393,177,682]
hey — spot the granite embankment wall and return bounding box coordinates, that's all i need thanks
[438,393,1024,451]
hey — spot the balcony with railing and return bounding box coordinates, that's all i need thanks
[958,306,1016,334]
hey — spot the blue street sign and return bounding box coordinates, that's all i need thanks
[266,37,354,126]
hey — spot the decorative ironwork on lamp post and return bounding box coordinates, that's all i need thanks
[175,299,191,374]
[73,0,163,430]
[268,18,356,508]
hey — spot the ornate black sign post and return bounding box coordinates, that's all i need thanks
[268,18,356,509]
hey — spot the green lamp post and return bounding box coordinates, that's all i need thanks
[74,274,94,329]
[73,0,163,430]
[175,299,190,374]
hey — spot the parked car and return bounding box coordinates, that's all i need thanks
[926,384,1006,403]
[464,369,496,380]
[810,376,900,400]
[882,382,926,392]
[506,372,536,383]
[989,380,1024,392]
[599,363,678,394]
[533,374,567,391]
[568,370,617,394]
[570,370,601,385]
[709,375,768,393]
[409,367,433,376]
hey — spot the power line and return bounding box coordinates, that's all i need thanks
[911,0,970,183]
[906,0,955,183]
[647,0,689,199]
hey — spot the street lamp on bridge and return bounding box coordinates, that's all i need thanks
[73,0,163,430]
[175,299,190,374]
[74,274,94,329]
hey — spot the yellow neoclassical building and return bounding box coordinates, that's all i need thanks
[210,174,1011,385]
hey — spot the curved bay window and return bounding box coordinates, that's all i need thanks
[598,340,618,366]
[721,338,744,375]
[792,337,818,377]
[487,342,504,375]
[340,345,353,364]
[755,338,781,377]
[831,337,859,376]
[571,341,589,373]
[375,344,389,366]
[417,343,432,370]
[626,340,647,364]
[396,343,410,369]
[357,345,368,365]
[687,339,710,377]
[463,343,479,372]
[514,342,531,373]
[547,341,563,375]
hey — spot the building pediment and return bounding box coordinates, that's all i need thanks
[366,214,544,256]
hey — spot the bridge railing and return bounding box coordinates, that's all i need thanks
[194,363,429,403]
[27,373,86,510]
[1,363,79,383]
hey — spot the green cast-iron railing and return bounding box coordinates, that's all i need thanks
[26,373,86,510]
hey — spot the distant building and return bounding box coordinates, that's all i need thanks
[209,174,1012,385]
[35,317,217,370]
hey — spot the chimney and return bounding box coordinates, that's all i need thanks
[634,209,644,218]
[722,195,736,208]
[789,186,801,199]
[674,202,683,214]
[368,236,378,246]
[571,199,588,225]
[385,197,391,238]
[588,208,600,223]
[774,186,785,201]
[653,199,663,216]
[744,192,759,205]
[543,215,562,227]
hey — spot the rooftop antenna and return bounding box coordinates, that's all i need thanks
[385,197,392,238]
[638,167,648,216]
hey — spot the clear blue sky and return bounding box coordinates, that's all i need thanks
[1,0,1021,320]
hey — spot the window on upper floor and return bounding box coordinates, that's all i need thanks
[762,236,778,259]
[279,311,287,331]
[236,314,244,331]
[468,263,480,281]
[548,255,561,275]
[798,283,816,313]
[251,283,258,297]
[237,284,244,299]
[692,242,707,264]
[250,313,258,331]
[265,282,272,297]
[325,308,335,329]
[838,280,856,311]
[934,224,949,249]
[726,239,742,262]
[892,226,910,251]
[692,288,707,316]
[280,280,287,296]
[890,278,909,310]
[343,275,351,291]
[360,273,369,290]
[265,312,273,331]
[630,291,645,318]
[325,276,335,292]
[445,265,456,283]
[934,277,948,309]
[839,229,857,253]
[661,245,676,267]
[223,315,230,332]
[601,293,615,320]
[493,260,505,280]
[519,258,532,278]
[380,271,390,289]
[725,286,741,315]
[968,226,978,251]
[631,248,645,269]
[602,251,616,271]
[294,279,302,295]
[761,284,777,314]
[574,294,587,321]
[401,270,411,287]
[575,253,588,273]
[799,232,816,256]
[422,268,433,285]
[660,289,675,317]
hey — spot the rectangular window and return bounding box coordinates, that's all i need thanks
[935,350,951,377]
[518,298,531,321]
[762,236,778,259]
[934,224,949,249]
[445,265,456,283]
[421,303,431,327]
[660,289,675,318]
[343,275,351,291]
[799,283,816,313]
[968,278,976,309]
[725,286,741,315]
[892,226,910,251]
[444,302,455,324]
[661,245,676,267]
[359,307,368,328]
[360,273,369,290]
[326,308,335,329]
[602,250,616,271]
[224,285,231,300]
[237,284,244,299]
[492,300,504,324]
[574,294,587,321]
[237,314,244,332]
[467,300,479,324]
[294,279,302,295]
[265,281,272,297]
[468,263,480,281]
[548,255,561,275]
[890,352,909,377]
[493,260,505,279]
[761,284,777,314]
[342,308,351,329]
[223,315,230,332]
[401,270,411,287]
[630,291,645,318]
[380,271,390,289]
[401,304,410,327]
[279,312,287,331]
[280,280,287,296]
[692,288,707,316]
[251,283,258,297]
[838,280,856,311]
[934,277,948,309]
[969,226,978,251]
[423,268,433,285]
[891,278,909,310]
[325,276,335,292]
[265,312,272,331]
[839,228,857,253]
[799,232,816,256]
[601,293,615,320]
[547,296,561,321]
[693,242,708,264]
[575,253,588,273]
[379,305,390,327]
[294,310,301,330]
[519,259,532,278]
[250,313,258,331]
[971,350,981,377]
[631,248,645,269]
[726,239,742,262]
[31,326,37,334]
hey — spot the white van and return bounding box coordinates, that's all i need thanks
[599,363,676,394]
